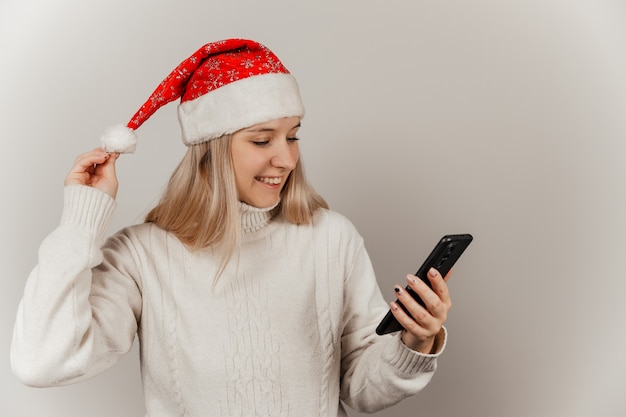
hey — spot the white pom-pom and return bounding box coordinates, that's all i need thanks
[100,124,138,153]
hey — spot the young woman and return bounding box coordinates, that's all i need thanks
[11,38,451,416]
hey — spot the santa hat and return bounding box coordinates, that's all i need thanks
[100,39,304,153]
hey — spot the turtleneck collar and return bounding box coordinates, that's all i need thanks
[239,200,279,233]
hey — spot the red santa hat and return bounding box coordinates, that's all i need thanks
[100,39,304,153]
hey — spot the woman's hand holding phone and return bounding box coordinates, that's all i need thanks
[375,234,473,353]
[390,268,452,353]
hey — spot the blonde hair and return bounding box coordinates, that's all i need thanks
[145,134,328,264]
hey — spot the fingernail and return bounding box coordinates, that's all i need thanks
[407,274,417,284]
[429,268,438,277]
[394,286,403,294]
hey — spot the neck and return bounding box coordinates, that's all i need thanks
[239,201,278,233]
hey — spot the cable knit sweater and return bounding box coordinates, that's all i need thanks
[12,185,446,416]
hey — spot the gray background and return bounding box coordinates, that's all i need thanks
[2,0,625,416]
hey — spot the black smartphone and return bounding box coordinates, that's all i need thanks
[375,233,473,335]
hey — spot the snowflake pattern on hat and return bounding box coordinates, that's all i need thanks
[102,38,304,153]
[128,39,289,130]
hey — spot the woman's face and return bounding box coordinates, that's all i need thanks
[230,116,301,208]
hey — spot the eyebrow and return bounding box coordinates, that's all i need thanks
[245,122,301,133]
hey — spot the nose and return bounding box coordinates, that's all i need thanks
[270,140,299,170]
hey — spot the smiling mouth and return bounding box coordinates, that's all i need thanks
[256,176,282,185]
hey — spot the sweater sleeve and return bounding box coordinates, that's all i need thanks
[11,185,142,387]
[339,236,447,413]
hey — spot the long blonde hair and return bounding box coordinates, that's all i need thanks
[145,134,328,261]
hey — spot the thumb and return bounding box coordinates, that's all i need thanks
[101,152,120,177]
[94,152,120,198]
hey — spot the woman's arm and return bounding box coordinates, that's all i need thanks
[11,149,141,387]
[339,240,448,413]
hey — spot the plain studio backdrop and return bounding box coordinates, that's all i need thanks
[1,0,625,416]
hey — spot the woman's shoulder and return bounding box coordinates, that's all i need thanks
[106,222,172,249]
[114,221,163,236]
[313,208,354,227]
[310,208,363,240]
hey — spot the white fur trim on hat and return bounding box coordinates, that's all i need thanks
[177,72,304,145]
[100,124,138,153]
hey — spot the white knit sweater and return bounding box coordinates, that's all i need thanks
[12,185,445,416]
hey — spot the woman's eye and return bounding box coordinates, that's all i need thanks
[252,140,270,146]
[287,137,300,142]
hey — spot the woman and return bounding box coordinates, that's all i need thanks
[11,38,451,416]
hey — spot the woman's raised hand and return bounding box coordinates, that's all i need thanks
[64,148,120,199]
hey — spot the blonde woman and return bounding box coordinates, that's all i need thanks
[12,39,451,416]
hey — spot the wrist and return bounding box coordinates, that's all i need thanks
[401,327,446,354]
[401,332,434,354]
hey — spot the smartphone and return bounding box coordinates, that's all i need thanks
[375,233,473,335]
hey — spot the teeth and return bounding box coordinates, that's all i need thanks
[258,177,281,185]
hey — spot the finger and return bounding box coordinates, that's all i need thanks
[95,152,119,178]
[65,149,111,185]
[392,284,436,331]
[389,299,430,338]
[425,268,452,307]
[405,272,449,320]
[64,149,119,199]
[91,152,120,199]
[75,148,111,171]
